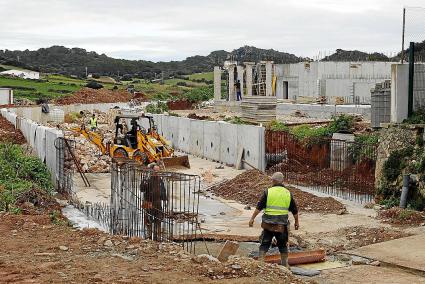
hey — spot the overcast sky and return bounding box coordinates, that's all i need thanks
[0,0,424,62]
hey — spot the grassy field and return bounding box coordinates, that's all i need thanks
[186,72,214,81]
[0,76,82,100]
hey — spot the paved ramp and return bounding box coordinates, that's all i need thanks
[349,234,425,272]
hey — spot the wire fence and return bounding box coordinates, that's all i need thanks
[265,130,377,203]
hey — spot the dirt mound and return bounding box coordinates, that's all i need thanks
[0,213,305,283]
[55,88,132,105]
[208,170,346,214]
[0,115,25,144]
[15,188,62,214]
[378,207,425,226]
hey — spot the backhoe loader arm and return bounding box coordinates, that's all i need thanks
[71,127,107,155]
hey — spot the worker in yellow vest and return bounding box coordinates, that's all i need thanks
[249,172,299,268]
[89,114,98,131]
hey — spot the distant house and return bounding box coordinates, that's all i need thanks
[0,88,13,105]
[0,69,40,80]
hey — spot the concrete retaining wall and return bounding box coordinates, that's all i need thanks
[276,103,371,120]
[9,102,129,123]
[150,114,265,170]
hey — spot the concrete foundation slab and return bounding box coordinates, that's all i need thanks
[349,234,425,273]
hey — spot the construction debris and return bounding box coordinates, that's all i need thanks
[295,226,412,254]
[217,241,239,262]
[378,207,425,226]
[55,88,132,105]
[208,170,346,214]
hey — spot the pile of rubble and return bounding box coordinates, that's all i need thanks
[55,88,132,105]
[0,115,26,144]
[208,170,346,214]
[378,207,425,226]
[61,110,120,173]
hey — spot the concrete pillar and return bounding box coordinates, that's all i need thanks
[228,65,235,101]
[236,65,244,98]
[244,62,254,96]
[390,64,409,123]
[265,61,273,96]
[214,66,221,101]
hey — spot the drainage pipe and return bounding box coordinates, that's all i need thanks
[399,174,410,208]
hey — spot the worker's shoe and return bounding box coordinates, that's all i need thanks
[280,253,289,268]
[258,251,266,263]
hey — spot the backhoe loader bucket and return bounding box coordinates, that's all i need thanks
[161,155,190,169]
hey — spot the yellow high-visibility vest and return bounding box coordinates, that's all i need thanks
[264,186,291,216]
[90,117,97,128]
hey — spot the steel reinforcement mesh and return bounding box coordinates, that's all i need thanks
[265,130,377,203]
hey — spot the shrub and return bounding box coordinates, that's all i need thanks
[0,144,52,212]
[267,120,289,132]
[182,86,213,103]
[146,102,169,114]
[86,81,103,90]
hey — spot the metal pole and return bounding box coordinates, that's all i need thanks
[408,42,415,117]
[401,8,406,63]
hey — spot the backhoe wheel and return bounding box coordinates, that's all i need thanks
[113,148,128,159]
[133,151,148,165]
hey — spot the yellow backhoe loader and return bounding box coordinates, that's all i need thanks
[71,114,190,168]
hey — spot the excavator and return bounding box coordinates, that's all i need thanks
[71,114,190,168]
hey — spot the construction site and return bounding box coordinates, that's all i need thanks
[3,3,425,282]
[1,62,425,283]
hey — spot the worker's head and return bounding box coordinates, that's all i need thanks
[271,172,284,185]
[92,114,95,117]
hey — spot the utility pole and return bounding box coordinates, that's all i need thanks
[401,7,406,63]
[85,67,88,78]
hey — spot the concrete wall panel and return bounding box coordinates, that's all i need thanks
[189,119,204,156]
[219,122,238,166]
[203,121,220,161]
[237,124,265,170]
[168,116,180,147]
[178,118,191,152]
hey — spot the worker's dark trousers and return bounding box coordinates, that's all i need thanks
[236,91,242,101]
[259,227,288,253]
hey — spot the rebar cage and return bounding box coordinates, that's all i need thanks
[111,161,201,252]
[266,130,377,203]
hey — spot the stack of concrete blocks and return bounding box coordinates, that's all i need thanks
[1,108,63,185]
[276,103,371,120]
[149,114,266,171]
[240,96,277,124]
[371,80,391,128]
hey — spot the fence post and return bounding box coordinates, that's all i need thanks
[408,41,415,117]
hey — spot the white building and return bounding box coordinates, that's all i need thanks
[0,88,14,105]
[0,69,40,80]
[274,62,394,104]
